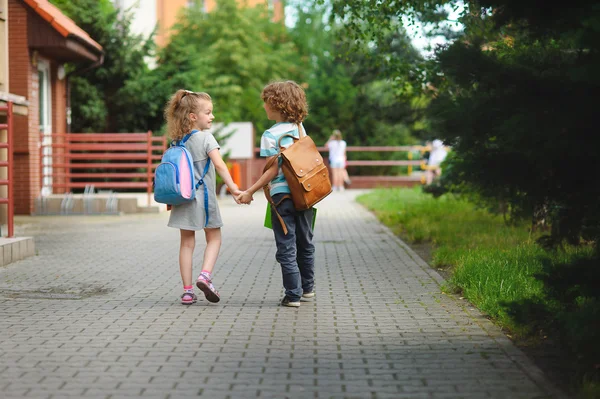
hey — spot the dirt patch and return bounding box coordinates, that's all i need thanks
[0,285,112,300]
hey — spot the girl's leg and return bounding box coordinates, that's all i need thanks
[179,229,196,286]
[196,228,222,303]
[201,228,222,274]
[343,168,351,185]
[331,168,339,190]
[334,168,344,190]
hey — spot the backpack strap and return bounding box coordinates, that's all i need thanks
[182,130,199,143]
[195,158,212,227]
[297,123,306,138]
[172,130,199,147]
[262,156,289,235]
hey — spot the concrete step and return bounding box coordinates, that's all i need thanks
[34,194,166,215]
[0,236,35,266]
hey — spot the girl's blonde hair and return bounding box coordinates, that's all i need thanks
[164,89,212,141]
[261,80,308,124]
[332,129,342,140]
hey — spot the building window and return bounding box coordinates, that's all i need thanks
[187,0,205,10]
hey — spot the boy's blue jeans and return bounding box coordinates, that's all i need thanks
[271,193,315,301]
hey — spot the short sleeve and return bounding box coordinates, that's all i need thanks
[205,133,220,155]
[260,131,278,157]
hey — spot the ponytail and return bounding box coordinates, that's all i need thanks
[164,89,212,141]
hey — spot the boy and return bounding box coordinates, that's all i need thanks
[237,81,315,307]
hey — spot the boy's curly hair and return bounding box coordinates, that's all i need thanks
[164,89,212,141]
[261,81,308,124]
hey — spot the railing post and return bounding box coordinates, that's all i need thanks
[407,151,413,176]
[147,130,153,207]
[1,102,14,237]
[65,133,71,194]
[39,131,43,195]
[7,102,13,237]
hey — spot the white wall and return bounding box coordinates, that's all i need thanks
[112,1,156,39]
[112,1,157,67]
[209,122,254,160]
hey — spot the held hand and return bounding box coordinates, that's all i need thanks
[237,191,254,205]
[230,188,243,204]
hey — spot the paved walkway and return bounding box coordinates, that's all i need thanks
[1,191,564,399]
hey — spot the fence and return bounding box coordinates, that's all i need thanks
[0,101,14,237]
[249,145,428,189]
[40,132,167,205]
[343,145,427,187]
[38,133,428,211]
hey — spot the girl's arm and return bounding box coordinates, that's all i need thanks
[208,148,241,196]
[237,156,278,204]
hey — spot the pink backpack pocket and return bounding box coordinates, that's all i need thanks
[179,151,193,199]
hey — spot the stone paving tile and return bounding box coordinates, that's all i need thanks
[1,191,566,398]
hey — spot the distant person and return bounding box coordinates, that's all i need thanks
[164,89,242,305]
[425,139,448,184]
[326,129,348,191]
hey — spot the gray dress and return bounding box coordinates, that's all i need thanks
[167,131,224,230]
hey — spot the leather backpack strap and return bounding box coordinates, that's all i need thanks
[275,125,304,148]
[262,155,290,235]
[297,123,306,138]
[276,133,297,148]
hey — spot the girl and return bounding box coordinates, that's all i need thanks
[164,89,241,305]
[326,129,348,191]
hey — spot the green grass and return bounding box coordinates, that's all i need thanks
[356,187,592,328]
[357,187,599,395]
[357,186,533,266]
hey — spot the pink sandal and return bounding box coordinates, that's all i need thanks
[196,274,220,303]
[180,292,197,305]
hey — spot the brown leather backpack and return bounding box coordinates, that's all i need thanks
[263,124,332,234]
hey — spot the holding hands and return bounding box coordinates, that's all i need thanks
[229,185,243,204]
[236,191,253,205]
[226,183,253,205]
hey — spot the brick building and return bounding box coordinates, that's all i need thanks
[2,0,103,216]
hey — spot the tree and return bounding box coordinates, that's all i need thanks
[331,0,600,250]
[51,0,157,133]
[289,1,425,149]
[152,0,302,136]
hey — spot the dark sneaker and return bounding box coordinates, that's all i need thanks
[302,291,315,299]
[196,274,220,303]
[281,296,301,307]
[180,292,197,305]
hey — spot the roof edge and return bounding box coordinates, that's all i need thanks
[21,0,103,53]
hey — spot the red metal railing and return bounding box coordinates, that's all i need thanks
[40,132,167,205]
[343,145,427,186]
[252,145,429,188]
[0,101,14,237]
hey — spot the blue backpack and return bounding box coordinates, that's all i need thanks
[154,130,211,225]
